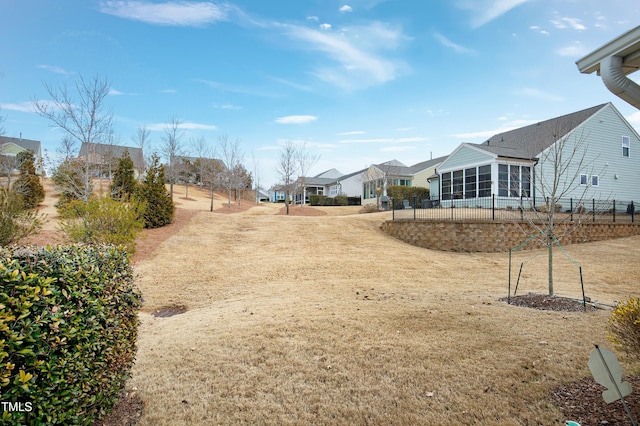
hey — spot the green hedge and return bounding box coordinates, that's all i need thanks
[386,186,430,207]
[309,195,348,206]
[0,245,142,425]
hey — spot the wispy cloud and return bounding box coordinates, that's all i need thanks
[306,16,319,22]
[159,89,178,94]
[278,21,409,90]
[37,64,74,76]
[98,1,230,26]
[514,88,563,101]
[450,119,537,139]
[340,136,428,144]
[274,115,318,124]
[319,23,332,30]
[550,17,586,31]
[556,42,588,57]
[197,79,278,98]
[433,32,475,54]
[457,0,531,28]
[626,111,640,129]
[529,25,549,36]
[147,121,218,131]
[380,145,416,152]
[339,5,353,13]
[108,88,138,96]
[213,104,242,110]
[0,102,35,113]
[338,131,365,135]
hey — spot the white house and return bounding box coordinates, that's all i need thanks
[433,103,640,208]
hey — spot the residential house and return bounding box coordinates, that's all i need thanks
[326,168,366,199]
[294,168,342,204]
[360,158,444,206]
[0,136,44,174]
[78,142,144,178]
[268,185,291,203]
[434,103,640,208]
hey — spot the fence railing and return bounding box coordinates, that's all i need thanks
[391,195,637,223]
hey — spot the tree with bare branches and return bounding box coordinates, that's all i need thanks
[275,141,299,215]
[217,135,245,208]
[33,74,114,204]
[160,116,184,199]
[296,141,320,207]
[133,125,151,180]
[516,123,603,296]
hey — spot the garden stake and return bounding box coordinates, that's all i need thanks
[593,345,638,426]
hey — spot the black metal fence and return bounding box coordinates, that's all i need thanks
[391,195,636,223]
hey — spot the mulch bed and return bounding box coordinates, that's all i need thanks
[500,293,599,312]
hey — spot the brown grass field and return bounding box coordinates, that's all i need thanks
[26,181,640,425]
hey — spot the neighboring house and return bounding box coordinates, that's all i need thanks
[360,158,444,206]
[78,142,144,178]
[294,168,342,204]
[0,136,43,174]
[434,102,640,207]
[268,185,291,203]
[256,189,269,202]
[327,168,367,199]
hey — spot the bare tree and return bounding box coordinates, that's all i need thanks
[0,107,6,136]
[217,135,245,208]
[275,141,299,215]
[56,136,78,164]
[160,116,184,199]
[251,151,263,204]
[517,123,603,296]
[133,125,150,180]
[296,141,320,207]
[33,74,114,203]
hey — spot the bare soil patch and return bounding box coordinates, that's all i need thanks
[278,205,327,216]
[94,390,145,426]
[500,293,599,312]
[151,305,188,318]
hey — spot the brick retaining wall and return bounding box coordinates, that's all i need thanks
[380,220,640,252]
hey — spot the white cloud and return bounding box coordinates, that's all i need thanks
[433,32,475,54]
[626,111,640,129]
[514,88,563,101]
[338,130,365,135]
[340,136,428,144]
[556,42,588,57]
[147,121,218,131]
[159,89,178,93]
[396,127,415,132]
[279,21,409,90]
[550,17,586,31]
[529,25,549,36]
[380,145,416,152]
[339,5,353,13]
[98,1,229,26]
[306,16,319,22]
[0,102,34,113]
[450,119,537,139]
[319,23,332,30]
[37,64,73,76]
[274,115,318,124]
[213,104,242,110]
[197,79,278,98]
[457,0,531,28]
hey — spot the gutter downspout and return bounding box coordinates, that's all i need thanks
[600,55,640,110]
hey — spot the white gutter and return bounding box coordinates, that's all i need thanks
[600,55,640,110]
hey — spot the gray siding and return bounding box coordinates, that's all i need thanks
[440,144,494,172]
[536,104,640,202]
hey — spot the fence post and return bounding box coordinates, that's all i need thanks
[570,198,573,222]
[613,200,616,223]
[413,196,417,221]
[492,194,495,221]
[520,195,524,221]
[592,199,596,223]
[633,201,635,223]
[392,198,395,220]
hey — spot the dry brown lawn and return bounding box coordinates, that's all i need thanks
[21,182,640,425]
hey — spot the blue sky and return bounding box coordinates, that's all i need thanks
[2,0,639,187]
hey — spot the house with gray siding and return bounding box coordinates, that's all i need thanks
[434,103,640,208]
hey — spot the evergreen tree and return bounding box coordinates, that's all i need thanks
[110,149,137,200]
[12,150,45,209]
[135,154,174,228]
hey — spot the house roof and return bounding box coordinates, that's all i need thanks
[0,136,41,154]
[79,142,144,169]
[300,176,337,186]
[407,156,446,173]
[314,168,342,179]
[474,103,608,160]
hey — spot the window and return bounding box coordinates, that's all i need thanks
[464,167,477,198]
[580,174,588,185]
[478,165,491,197]
[591,175,599,186]
[521,166,531,197]
[452,170,463,199]
[509,165,520,197]
[441,172,452,200]
[498,164,508,196]
[622,136,630,157]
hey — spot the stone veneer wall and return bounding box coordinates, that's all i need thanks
[380,220,640,252]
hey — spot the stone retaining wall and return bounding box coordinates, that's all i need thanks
[380,220,640,252]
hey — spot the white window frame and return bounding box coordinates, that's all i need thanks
[580,174,588,186]
[622,136,630,157]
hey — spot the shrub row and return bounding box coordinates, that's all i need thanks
[386,186,430,207]
[0,244,141,425]
[309,195,348,206]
